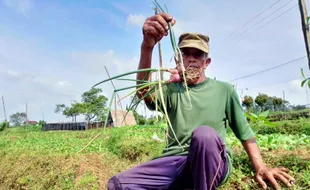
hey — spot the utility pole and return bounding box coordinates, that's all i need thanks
[41,107,45,121]
[25,101,28,128]
[298,0,310,69]
[1,96,8,129]
[282,90,287,119]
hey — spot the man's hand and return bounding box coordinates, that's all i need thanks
[255,166,295,190]
[142,13,176,49]
[241,138,295,190]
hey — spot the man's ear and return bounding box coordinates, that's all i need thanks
[203,57,211,69]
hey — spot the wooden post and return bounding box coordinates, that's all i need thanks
[2,96,8,129]
[298,0,310,69]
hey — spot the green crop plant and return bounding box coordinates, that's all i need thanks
[245,110,275,128]
[301,68,310,88]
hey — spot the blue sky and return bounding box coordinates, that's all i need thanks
[1,0,310,123]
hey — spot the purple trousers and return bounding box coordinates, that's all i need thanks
[107,126,229,190]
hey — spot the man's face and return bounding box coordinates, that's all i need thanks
[179,47,211,84]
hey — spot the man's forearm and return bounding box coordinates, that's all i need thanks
[242,137,266,172]
[137,42,154,82]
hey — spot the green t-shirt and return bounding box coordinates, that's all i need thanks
[146,78,254,185]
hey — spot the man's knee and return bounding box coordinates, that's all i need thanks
[191,126,221,148]
[107,176,122,190]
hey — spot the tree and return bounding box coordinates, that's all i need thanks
[255,93,269,112]
[63,103,81,122]
[280,100,291,112]
[55,104,66,114]
[55,88,108,122]
[291,104,307,110]
[264,97,275,112]
[272,97,283,111]
[79,88,108,122]
[55,103,80,122]
[242,95,254,111]
[9,112,27,126]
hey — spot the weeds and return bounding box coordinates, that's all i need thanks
[0,125,309,189]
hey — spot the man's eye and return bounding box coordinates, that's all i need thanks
[182,52,189,56]
[194,52,204,57]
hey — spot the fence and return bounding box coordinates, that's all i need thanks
[41,121,111,131]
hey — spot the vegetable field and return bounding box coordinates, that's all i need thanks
[0,120,309,189]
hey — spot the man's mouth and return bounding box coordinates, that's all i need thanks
[187,64,200,69]
[183,66,200,81]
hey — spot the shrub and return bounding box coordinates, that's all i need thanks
[251,118,310,135]
[0,122,9,132]
[138,118,146,125]
[107,126,165,161]
[268,109,310,121]
[147,118,156,125]
[39,120,46,126]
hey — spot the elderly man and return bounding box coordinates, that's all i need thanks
[107,13,294,190]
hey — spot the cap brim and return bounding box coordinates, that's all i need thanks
[179,43,209,54]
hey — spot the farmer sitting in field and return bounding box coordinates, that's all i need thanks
[107,13,295,190]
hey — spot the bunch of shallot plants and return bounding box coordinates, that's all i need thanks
[93,0,196,150]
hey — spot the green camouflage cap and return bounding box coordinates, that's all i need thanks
[178,32,210,54]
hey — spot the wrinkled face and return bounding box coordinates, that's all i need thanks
[179,47,211,84]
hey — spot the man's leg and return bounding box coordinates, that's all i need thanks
[187,126,229,190]
[107,155,188,190]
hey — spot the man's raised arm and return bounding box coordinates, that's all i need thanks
[136,13,175,104]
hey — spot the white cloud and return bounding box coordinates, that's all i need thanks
[127,14,145,27]
[3,69,32,82]
[1,69,75,99]
[71,50,137,75]
[111,2,133,15]
[2,0,32,15]
[288,79,304,93]
[0,68,79,122]
[7,70,20,77]
[69,50,142,110]
[54,81,73,96]
[171,21,184,39]
[90,8,125,30]
[56,81,68,87]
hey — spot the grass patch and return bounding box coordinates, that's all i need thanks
[0,125,309,189]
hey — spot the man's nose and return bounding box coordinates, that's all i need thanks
[187,56,196,62]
